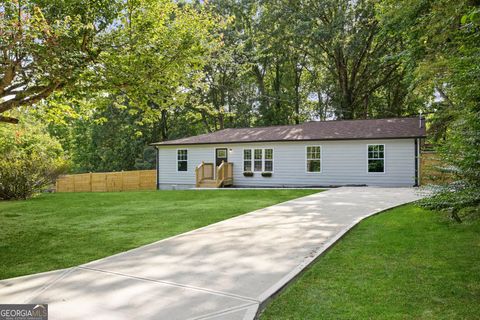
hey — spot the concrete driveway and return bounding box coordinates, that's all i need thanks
[0,187,422,320]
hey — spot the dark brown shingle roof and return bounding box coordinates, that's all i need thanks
[152,117,426,146]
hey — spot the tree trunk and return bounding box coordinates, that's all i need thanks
[160,109,168,141]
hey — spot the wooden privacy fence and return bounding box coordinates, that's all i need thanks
[420,151,453,185]
[56,170,156,192]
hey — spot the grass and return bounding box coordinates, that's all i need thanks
[260,204,480,320]
[0,189,318,280]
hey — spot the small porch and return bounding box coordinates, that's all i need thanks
[195,161,234,188]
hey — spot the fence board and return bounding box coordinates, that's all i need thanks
[56,170,156,193]
[420,152,452,185]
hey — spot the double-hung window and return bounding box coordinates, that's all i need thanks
[243,149,252,171]
[243,148,273,172]
[177,149,188,172]
[306,146,321,172]
[367,144,385,173]
[254,149,263,171]
[264,149,273,172]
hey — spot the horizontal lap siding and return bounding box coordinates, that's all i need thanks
[157,139,415,187]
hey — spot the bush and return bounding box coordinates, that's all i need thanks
[0,122,68,200]
[243,171,254,177]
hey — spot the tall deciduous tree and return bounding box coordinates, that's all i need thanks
[0,0,120,123]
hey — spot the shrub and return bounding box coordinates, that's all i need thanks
[0,122,68,200]
[243,171,254,177]
[419,110,480,222]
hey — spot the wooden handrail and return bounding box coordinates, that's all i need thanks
[216,161,234,187]
[196,162,214,187]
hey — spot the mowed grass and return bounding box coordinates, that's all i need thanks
[261,205,480,320]
[0,189,318,280]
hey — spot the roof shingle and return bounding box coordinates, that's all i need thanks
[152,117,426,146]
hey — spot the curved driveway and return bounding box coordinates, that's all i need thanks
[0,187,423,320]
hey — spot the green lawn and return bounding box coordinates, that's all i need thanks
[261,205,480,320]
[0,189,318,280]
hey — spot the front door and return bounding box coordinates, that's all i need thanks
[215,148,228,167]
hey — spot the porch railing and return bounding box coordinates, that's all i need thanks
[195,162,214,187]
[216,161,234,187]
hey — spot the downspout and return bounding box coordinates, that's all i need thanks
[155,146,160,190]
[414,138,419,187]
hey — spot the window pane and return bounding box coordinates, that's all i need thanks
[244,161,252,172]
[178,160,187,171]
[265,149,273,160]
[244,149,251,160]
[307,146,321,160]
[254,160,262,171]
[217,149,227,158]
[368,159,384,172]
[254,149,262,160]
[368,145,384,159]
[307,160,321,172]
[177,150,187,160]
[264,160,273,172]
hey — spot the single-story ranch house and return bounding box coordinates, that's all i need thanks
[151,117,426,189]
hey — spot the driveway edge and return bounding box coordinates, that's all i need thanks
[252,201,418,320]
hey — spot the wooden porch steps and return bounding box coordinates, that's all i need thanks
[195,161,234,188]
[198,179,218,188]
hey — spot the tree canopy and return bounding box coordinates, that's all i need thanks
[0,0,479,213]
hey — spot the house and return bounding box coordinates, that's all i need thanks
[151,117,426,189]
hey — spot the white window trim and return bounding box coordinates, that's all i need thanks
[243,147,274,173]
[176,148,188,173]
[242,148,253,172]
[305,145,322,174]
[263,148,274,173]
[366,144,386,174]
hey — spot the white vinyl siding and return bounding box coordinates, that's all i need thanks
[157,139,416,188]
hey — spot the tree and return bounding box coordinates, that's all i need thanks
[275,0,418,119]
[0,0,120,123]
[379,0,480,220]
[31,0,224,173]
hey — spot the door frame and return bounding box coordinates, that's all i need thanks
[214,147,228,178]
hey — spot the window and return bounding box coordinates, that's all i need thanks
[306,146,321,172]
[368,144,385,173]
[264,149,273,172]
[254,149,263,172]
[177,149,188,171]
[243,149,252,171]
[243,148,274,172]
[217,149,227,158]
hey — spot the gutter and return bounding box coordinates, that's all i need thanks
[150,136,428,147]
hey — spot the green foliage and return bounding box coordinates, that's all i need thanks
[377,1,480,217]
[0,0,121,122]
[0,121,68,200]
[32,0,224,172]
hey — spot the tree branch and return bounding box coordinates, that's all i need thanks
[0,115,19,124]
